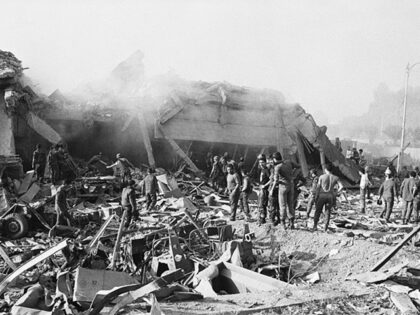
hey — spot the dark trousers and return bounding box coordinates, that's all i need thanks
[146,192,157,210]
[402,200,414,223]
[278,184,294,221]
[314,193,334,231]
[379,197,394,221]
[229,190,240,219]
[239,191,250,216]
[259,188,269,220]
[55,207,72,226]
[268,187,279,223]
[306,193,315,217]
[406,198,420,222]
[34,163,46,181]
[360,187,367,213]
[51,165,59,184]
[124,205,137,228]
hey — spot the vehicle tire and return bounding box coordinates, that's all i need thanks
[4,214,29,239]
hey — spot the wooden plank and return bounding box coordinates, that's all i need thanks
[158,125,201,173]
[0,240,68,295]
[0,245,17,271]
[111,209,127,270]
[390,292,419,314]
[372,226,420,272]
[138,112,156,168]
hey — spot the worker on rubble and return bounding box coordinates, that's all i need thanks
[87,152,108,174]
[219,156,228,188]
[258,157,271,225]
[313,163,343,232]
[49,178,73,237]
[267,154,280,225]
[306,169,319,218]
[412,168,420,224]
[271,151,300,229]
[122,179,138,228]
[56,144,67,181]
[47,145,59,184]
[210,155,224,192]
[378,169,398,222]
[142,167,158,211]
[107,153,135,184]
[400,171,417,225]
[226,164,241,221]
[239,168,252,221]
[359,166,372,214]
[32,144,46,183]
[292,168,307,211]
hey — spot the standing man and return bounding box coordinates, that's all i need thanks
[306,169,319,218]
[268,154,280,225]
[271,152,300,229]
[107,153,135,184]
[51,178,73,236]
[239,168,252,221]
[121,179,137,228]
[378,169,398,222]
[359,166,372,214]
[258,157,271,225]
[142,167,158,211]
[32,144,46,183]
[313,163,343,231]
[210,155,223,192]
[400,171,417,224]
[48,145,59,185]
[412,168,420,224]
[226,164,241,221]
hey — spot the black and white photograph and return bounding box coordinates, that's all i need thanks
[1,1,420,314]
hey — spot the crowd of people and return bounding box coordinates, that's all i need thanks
[208,151,343,231]
[31,141,420,236]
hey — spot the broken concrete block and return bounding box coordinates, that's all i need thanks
[19,183,40,203]
[390,292,419,315]
[73,267,139,303]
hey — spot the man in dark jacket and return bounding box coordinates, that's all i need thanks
[32,144,46,182]
[227,164,241,221]
[48,145,59,184]
[142,168,158,211]
[258,157,271,225]
[271,152,300,229]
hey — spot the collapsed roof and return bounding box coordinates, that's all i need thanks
[0,50,360,182]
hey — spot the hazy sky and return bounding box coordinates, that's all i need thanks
[2,0,420,124]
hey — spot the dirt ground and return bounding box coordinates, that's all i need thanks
[155,201,420,315]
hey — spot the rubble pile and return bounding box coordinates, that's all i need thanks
[1,162,420,314]
[0,50,23,80]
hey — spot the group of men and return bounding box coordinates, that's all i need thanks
[377,165,420,225]
[209,150,343,231]
[32,143,66,184]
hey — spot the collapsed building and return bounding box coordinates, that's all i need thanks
[1,50,359,183]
